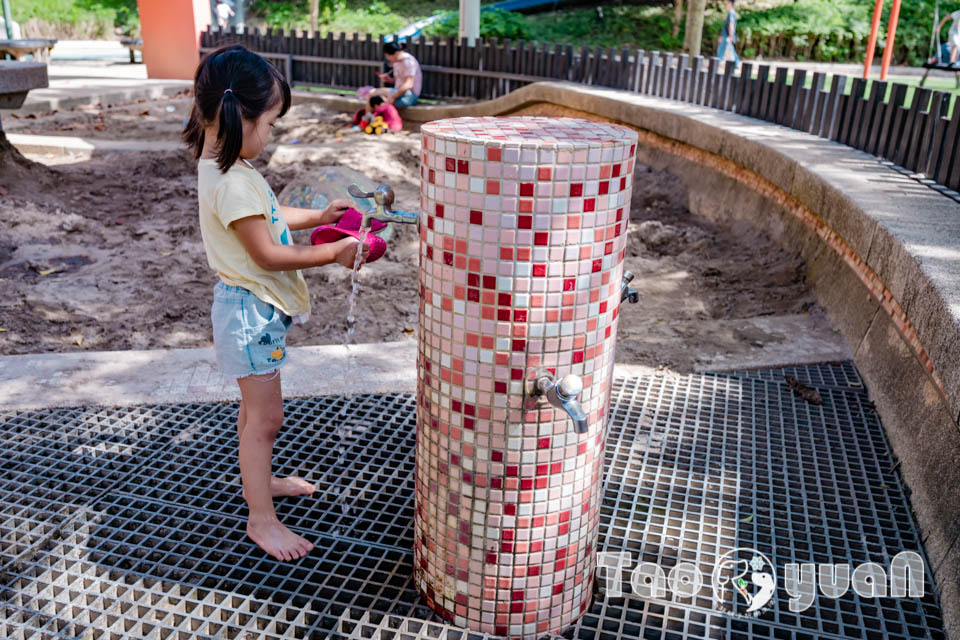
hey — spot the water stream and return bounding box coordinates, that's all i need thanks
[344,227,368,346]
[332,229,369,538]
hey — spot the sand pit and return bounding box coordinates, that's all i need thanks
[0,97,837,372]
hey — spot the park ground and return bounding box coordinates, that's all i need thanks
[0,86,834,373]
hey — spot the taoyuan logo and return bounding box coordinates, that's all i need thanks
[713,548,777,617]
[598,549,925,618]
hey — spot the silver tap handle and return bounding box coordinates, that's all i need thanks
[347,183,375,199]
[623,271,635,285]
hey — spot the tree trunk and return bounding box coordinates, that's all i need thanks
[309,0,319,34]
[0,128,54,189]
[684,0,707,56]
[672,0,684,39]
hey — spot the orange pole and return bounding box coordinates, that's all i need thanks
[863,0,884,78]
[136,0,212,79]
[880,0,902,81]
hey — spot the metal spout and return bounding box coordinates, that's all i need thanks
[529,373,589,434]
[621,271,639,304]
[348,183,420,229]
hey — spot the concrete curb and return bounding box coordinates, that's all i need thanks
[15,81,191,114]
[0,342,419,411]
[8,135,315,158]
[8,133,185,155]
[0,342,707,412]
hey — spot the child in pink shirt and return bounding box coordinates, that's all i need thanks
[352,96,403,132]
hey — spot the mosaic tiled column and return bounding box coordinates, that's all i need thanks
[414,117,638,639]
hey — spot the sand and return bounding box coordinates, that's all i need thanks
[0,97,829,372]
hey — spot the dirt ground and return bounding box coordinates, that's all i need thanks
[0,97,825,371]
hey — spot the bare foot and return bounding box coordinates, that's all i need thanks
[247,516,314,561]
[270,476,316,497]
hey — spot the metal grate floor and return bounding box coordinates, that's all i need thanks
[0,362,946,640]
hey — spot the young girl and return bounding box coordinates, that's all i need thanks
[183,44,369,561]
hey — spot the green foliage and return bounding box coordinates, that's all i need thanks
[8,0,957,66]
[80,0,139,34]
[524,5,683,50]
[423,8,531,41]
[702,0,960,65]
[889,0,960,65]
[249,0,406,34]
[704,0,875,61]
[250,0,306,28]
[11,0,139,36]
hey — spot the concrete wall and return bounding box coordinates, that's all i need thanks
[298,81,960,638]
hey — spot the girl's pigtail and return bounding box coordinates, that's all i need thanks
[182,103,205,160]
[216,90,244,173]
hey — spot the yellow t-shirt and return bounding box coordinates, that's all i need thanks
[197,158,311,318]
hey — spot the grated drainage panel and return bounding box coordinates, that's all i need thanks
[0,363,946,640]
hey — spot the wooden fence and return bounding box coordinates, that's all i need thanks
[201,28,960,193]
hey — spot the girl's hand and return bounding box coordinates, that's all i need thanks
[323,198,354,225]
[333,237,369,269]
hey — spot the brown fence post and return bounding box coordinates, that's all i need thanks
[913,91,945,173]
[842,77,867,147]
[858,80,886,151]
[801,71,824,135]
[882,83,910,160]
[788,69,807,128]
[646,51,659,95]
[660,53,673,98]
[936,96,960,186]
[689,56,702,104]
[673,53,686,100]
[632,49,644,93]
[735,62,751,114]
[894,87,930,167]
[925,94,952,178]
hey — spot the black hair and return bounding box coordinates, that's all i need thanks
[383,40,407,55]
[369,95,384,108]
[182,44,291,173]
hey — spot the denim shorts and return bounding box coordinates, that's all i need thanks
[391,88,419,108]
[211,282,293,379]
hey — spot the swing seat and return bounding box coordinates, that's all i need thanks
[922,61,960,69]
[920,43,960,87]
[924,43,957,67]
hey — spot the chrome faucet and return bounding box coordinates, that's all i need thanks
[347,183,420,229]
[527,372,589,434]
[621,271,639,304]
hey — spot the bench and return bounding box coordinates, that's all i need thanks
[0,39,56,63]
[120,38,142,64]
[0,60,47,109]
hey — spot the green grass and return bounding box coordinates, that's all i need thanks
[886,74,960,99]
[733,66,960,117]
